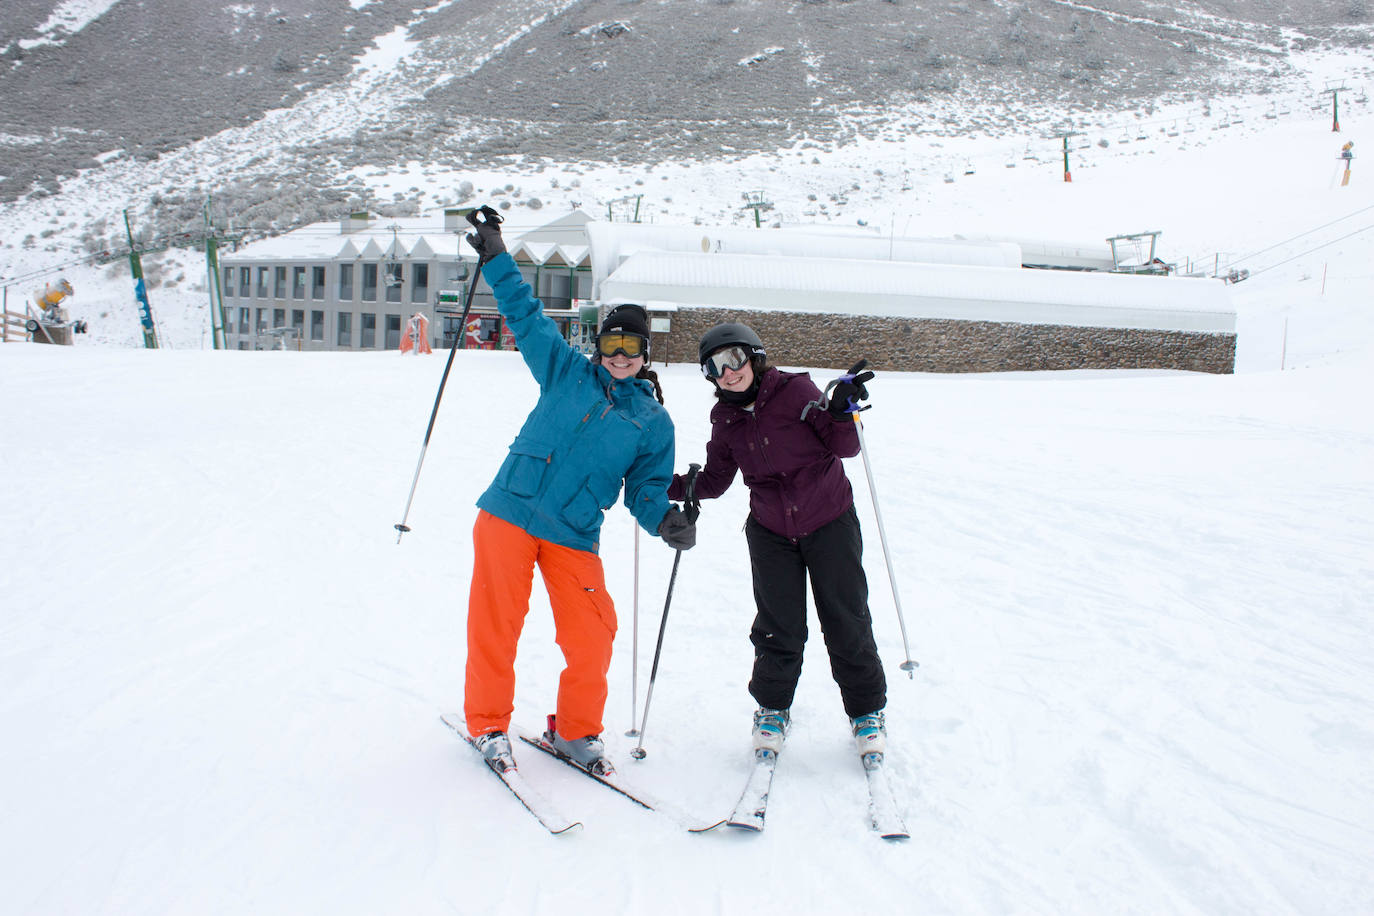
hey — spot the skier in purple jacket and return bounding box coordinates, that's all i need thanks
[667,322,888,759]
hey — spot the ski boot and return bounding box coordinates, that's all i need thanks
[545,715,614,776]
[752,707,790,755]
[473,730,515,773]
[850,711,887,758]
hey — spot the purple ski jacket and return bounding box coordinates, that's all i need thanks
[669,367,860,540]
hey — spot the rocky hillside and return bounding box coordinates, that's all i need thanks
[1,0,1369,238]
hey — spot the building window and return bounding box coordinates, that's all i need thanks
[240,267,251,294]
[384,263,403,303]
[337,312,352,347]
[273,308,285,330]
[274,266,286,299]
[311,310,324,341]
[292,266,306,300]
[256,308,268,333]
[238,307,250,335]
[257,267,269,298]
[361,313,376,348]
[291,309,304,334]
[547,272,572,310]
[224,268,235,297]
[411,264,429,303]
[312,266,326,300]
[384,313,401,349]
[362,264,378,302]
[338,264,354,300]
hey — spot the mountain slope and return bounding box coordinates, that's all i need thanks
[2,0,1368,204]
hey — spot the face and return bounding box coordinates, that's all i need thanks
[601,352,645,380]
[715,357,755,393]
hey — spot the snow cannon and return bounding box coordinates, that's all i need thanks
[26,278,88,344]
[35,278,74,315]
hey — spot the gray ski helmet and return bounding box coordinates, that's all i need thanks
[697,322,765,366]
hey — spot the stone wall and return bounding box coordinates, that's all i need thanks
[644,307,1235,375]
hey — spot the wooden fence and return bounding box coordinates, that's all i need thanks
[2,306,31,343]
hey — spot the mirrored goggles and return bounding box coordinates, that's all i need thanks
[701,345,752,379]
[597,332,647,359]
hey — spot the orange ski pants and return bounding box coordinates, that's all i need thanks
[464,510,617,741]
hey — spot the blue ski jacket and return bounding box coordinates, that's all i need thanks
[475,253,676,554]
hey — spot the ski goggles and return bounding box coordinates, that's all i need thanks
[597,332,648,359]
[701,345,752,379]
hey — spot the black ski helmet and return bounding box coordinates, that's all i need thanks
[697,322,766,366]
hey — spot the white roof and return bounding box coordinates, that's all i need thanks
[955,232,1118,270]
[221,210,591,267]
[599,251,1235,334]
[587,221,1021,298]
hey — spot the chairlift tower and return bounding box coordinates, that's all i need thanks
[741,190,772,227]
[1324,83,1349,132]
[203,197,242,350]
[607,195,643,223]
[123,209,158,349]
[1052,131,1079,182]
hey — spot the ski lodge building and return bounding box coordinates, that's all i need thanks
[218,209,1235,374]
[218,209,596,352]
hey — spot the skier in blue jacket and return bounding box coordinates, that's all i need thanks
[461,207,695,776]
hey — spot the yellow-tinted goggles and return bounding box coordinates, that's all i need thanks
[597,332,647,359]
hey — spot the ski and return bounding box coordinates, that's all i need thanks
[726,748,778,831]
[514,726,725,833]
[862,751,909,840]
[439,714,582,835]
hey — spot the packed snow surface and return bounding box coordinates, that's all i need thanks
[2,58,1373,916]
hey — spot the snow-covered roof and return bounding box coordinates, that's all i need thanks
[221,210,592,268]
[587,221,1021,298]
[511,241,590,268]
[599,251,1235,334]
[955,233,1119,270]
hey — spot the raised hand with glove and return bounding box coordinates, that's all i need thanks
[463,205,506,263]
[827,359,876,419]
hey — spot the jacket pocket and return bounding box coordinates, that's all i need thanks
[562,478,618,531]
[500,436,552,497]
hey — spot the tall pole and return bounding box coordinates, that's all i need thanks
[124,209,158,349]
[204,199,229,349]
[1324,85,1347,133]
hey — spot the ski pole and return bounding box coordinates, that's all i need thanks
[393,207,500,543]
[630,463,701,760]
[803,361,919,677]
[626,525,641,737]
[852,410,919,678]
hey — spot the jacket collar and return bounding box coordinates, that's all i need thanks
[711,366,781,418]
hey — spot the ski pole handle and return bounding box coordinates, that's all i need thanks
[684,463,702,523]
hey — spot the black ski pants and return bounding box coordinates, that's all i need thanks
[745,505,887,719]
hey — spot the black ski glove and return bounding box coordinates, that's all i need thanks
[658,505,697,551]
[464,205,506,263]
[827,360,875,418]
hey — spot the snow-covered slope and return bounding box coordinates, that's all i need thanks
[2,95,1373,912]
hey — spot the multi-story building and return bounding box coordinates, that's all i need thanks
[219,209,593,351]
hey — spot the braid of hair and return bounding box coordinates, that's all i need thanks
[638,365,665,405]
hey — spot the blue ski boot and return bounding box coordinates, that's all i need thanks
[851,711,887,756]
[752,707,790,753]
